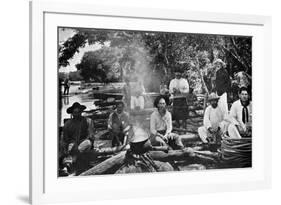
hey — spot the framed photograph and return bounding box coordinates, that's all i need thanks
[30,0,272,204]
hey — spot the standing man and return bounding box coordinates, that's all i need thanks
[214,59,231,118]
[63,78,70,95]
[169,69,189,97]
[150,95,184,150]
[234,71,252,98]
[228,87,252,139]
[108,101,131,147]
[169,69,189,128]
[123,77,131,109]
[130,79,145,110]
[198,93,224,144]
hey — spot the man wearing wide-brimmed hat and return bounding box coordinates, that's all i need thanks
[63,102,95,152]
[198,93,224,144]
[61,102,95,175]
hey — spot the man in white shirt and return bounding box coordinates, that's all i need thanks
[169,69,189,128]
[228,87,252,139]
[150,95,184,149]
[169,71,189,96]
[130,80,145,110]
[198,93,224,143]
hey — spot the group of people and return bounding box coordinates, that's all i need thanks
[198,59,252,144]
[198,87,252,145]
[60,58,252,175]
[107,95,184,150]
[60,94,184,175]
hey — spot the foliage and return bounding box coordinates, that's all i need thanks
[59,33,87,67]
[58,28,252,93]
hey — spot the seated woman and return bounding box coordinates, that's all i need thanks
[149,95,184,150]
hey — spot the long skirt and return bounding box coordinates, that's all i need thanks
[172,97,188,121]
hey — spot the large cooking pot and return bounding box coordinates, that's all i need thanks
[129,127,152,154]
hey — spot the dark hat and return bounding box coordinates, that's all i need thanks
[66,102,86,114]
[174,67,183,73]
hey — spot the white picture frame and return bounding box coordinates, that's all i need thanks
[30,0,272,204]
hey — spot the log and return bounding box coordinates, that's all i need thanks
[188,106,204,111]
[185,120,202,127]
[193,150,219,158]
[173,127,197,134]
[93,122,108,129]
[84,106,115,113]
[89,113,110,120]
[149,148,217,163]
[94,130,108,139]
[186,114,204,119]
[180,133,200,144]
[95,130,110,140]
[92,92,123,100]
[148,148,195,162]
[94,100,123,107]
[187,117,203,123]
[80,151,127,176]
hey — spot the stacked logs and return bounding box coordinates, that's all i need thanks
[219,138,252,168]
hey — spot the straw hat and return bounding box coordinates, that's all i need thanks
[208,93,220,101]
[213,58,226,68]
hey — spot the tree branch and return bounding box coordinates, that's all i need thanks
[221,44,250,72]
[229,38,251,73]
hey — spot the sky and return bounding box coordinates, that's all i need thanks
[58,28,103,73]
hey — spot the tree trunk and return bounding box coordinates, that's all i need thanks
[194,57,209,112]
[79,151,127,176]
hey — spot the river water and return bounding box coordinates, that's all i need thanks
[59,82,125,126]
[60,84,97,126]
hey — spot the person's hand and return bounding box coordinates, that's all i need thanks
[68,143,75,153]
[122,134,128,146]
[173,88,180,94]
[208,127,214,134]
[245,125,252,136]
[206,136,213,143]
[237,125,247,135]
[157,133,167,142]
[162,134,168,142]
[116,144,126,152]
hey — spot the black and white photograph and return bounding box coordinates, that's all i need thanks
[57,27,252,177]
